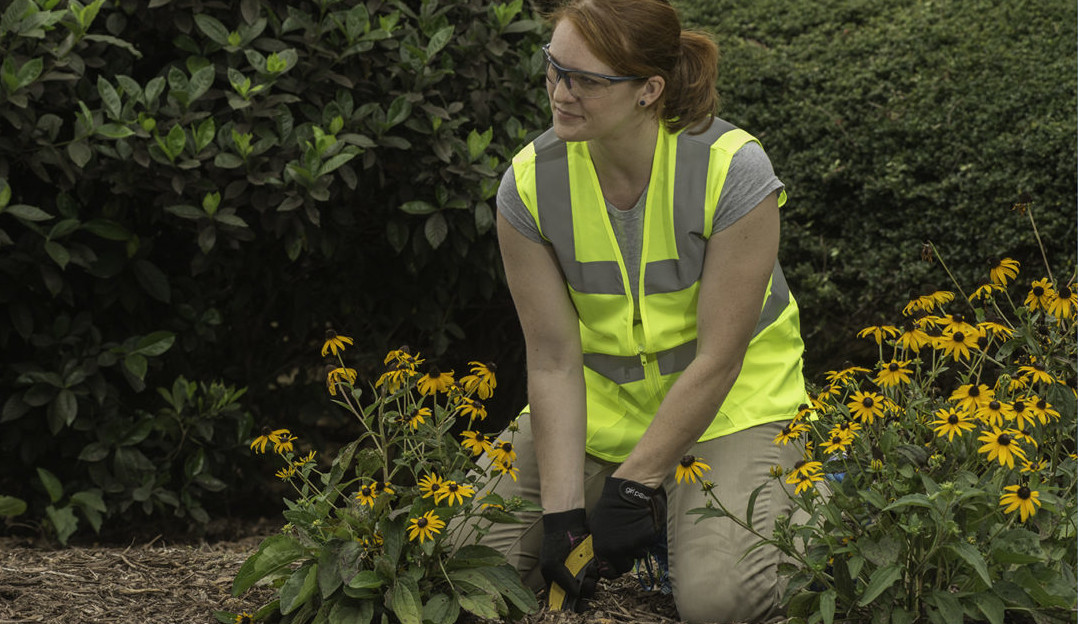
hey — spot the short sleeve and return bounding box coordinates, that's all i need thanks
[496,165,547,244]
[713,142,785,233]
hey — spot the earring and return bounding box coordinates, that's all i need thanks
[639,99,647,106]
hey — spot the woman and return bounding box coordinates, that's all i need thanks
[485,0,808,621]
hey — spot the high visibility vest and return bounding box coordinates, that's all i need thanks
[512,118,807,461]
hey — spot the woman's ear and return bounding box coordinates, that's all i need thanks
[639,76,665,107]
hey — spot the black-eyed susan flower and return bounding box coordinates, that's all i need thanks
[489,440,517,465]
[874,360,913,388]
[675,455,712,484]
[830,419,863,437]
[1017,361,1054,385]
[1024,278,1055,311]
[384,347,423,368]
[976,400,1015,428]
[417,366,455,396]
[407,510,446,543]
[935,313,976,336]
[936,327,978,361]
[456,397,488,421]
[977,320,1015,341]
[1012,427,1038,449]
[403,407,429,430]
[1030,397,1060,424]
[896,321,932,352]
[999,484,1041,522]
[857,325,901,345]
[460,361,497,400]
[1047,283,1076,320]
[272,432,297,455]
[969,283,1003,303]
[950,383,994,412]
[275,465,297,480]
[376,364,415,394]
[321,330,354,357]
[492,460,519,481]
[930,407,976,441]
[435,480,475,505]
[460,430,494,456]
[826,365,870,386]
[794,403,815,421]
[987,257,1020,286]
[848,391,885,424]
[250,427,290,454]
[787,471,825,495]
[788,460,823,480]
[1020,458,1049,474]
[327,367,358,396]
[977,427,1026,469]
[355,483,380,507]
[822,431,854,454]
[418,473,445,500]
[773,421,810,445]
[1011,399,1037,430]
[903,290,954,316]
[234,612,253,624]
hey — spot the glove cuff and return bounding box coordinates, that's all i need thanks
[603,477,659,507]
[542,508,587,534]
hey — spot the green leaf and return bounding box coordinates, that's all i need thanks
[97,76,122,119]
[422,593,459,624]
[882,493,932,512]
[165,204,206,220]
[124,354,148,380]
[4,204,53,221]
[390,576,422,624]
[135,330,175,356]
[195,117,216,152]
[856,563,902,606]
[399,200,436,215]
[474,202,494,234]
[943,542,991,588]
[194,13,231,46]
[819,588,836,624]
[67,142,93,168]
[0,496,27,517]
[132,259,171,302]
[328,599,372,624]
[54,389,77,426]
[927,589,963,624]
[70,490,107,514]
[96,123,135,139]
[78,442,110,462]
[990,528,1045,564]
[15,57,43,90]
[744,481,766,530]
[478,564,538,614]
[971,592,1004,624]
[466,127,492,161]
[320,152,355,176]
[424,212,447,249]
[166,123,187,159]
[385,95,411,128]
[447,545,508,570]
[458,593,500,620]
[37,467,64,503]
[280,562,318,614]
[84,218,131,241]
[0,179,10,209]
[44,241,70,269]
[859,535,901,567]
[346,570,384,590]
[45,505,78,545]
[232,534,308,595]
[426,25,453,59]
[188,65,215,104]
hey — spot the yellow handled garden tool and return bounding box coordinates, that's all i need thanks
[547,534,596,612]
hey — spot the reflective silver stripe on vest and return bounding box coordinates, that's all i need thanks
[533,130,624,295]
[643,118,735,294]
[583,340,698,385]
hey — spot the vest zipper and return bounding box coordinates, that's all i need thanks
[638,349,664,398]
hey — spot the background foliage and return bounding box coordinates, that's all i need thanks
[1,0,1075,541]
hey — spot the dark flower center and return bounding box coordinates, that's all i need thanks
[501,442,513,452]
[1033,361,1045,371]
[952,332,965,342]
[947,414,959,425]
[798,403,809,411]
[989,400,1001,410]
[448,483,459,492]
[1036,399,1047,409]
[1061,285,1073,298]
[476,433,487,442]
[681,455,696,467]
[780,425,792,436]
[862,397,875,408]
[325,329,338,339]
[831,435,843,445]
[430,483,442,492]
[793,460,806,470]
[1032,286,1044,297]
[969,386,981,397]
[416,517,428,528]
[1013,401,1026,412]
[1017,486,1031,500]
[840,422,851,430]
[361,487,373,497]
[888,362,900,372]
[998,434,1012,446]
[951,313,965,323]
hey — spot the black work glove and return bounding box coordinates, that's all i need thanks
[540,508,597,609]
[588,477,667,578]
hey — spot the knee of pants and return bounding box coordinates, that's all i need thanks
[673,571,781,624]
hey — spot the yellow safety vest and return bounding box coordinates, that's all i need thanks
[512,118,807,461]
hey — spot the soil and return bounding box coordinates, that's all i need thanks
[0,524,684,624]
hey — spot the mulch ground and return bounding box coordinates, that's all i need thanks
[0,530,684,624]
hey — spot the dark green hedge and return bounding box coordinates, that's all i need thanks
[680,0,1077,370]
[0,0,546,540]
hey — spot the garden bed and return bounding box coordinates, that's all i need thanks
[0,532,684,624]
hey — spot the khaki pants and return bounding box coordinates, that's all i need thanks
[472,414,803,624]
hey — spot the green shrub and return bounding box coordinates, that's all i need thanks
[677,0,1077,373]
[0,0,547,539]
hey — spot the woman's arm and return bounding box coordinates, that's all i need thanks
[497,213,588,513]
[614,191,781,488]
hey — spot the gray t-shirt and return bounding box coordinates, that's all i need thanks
[497,140,784,304]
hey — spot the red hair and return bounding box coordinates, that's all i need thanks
[547,0,720,132]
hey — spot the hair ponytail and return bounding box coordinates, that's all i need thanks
[661,31,720,133]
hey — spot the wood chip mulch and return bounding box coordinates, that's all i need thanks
[0,533,688,624]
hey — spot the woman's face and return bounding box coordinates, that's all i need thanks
[545,21,653,143]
